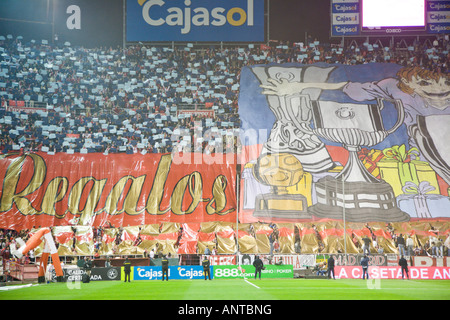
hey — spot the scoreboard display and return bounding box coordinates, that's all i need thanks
[331,0,450,37]
[362,0,426,32]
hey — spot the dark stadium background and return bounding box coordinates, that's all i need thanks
[0,0,332,47]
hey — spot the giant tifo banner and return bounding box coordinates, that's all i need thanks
[238,62,450,225]
[126,0,265,42]
[0,152,237,230]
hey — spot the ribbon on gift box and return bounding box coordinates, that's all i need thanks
[402,181,435,218]
[402,180,436,195]
[358,148,384,179]
[383,144,421,186]
[383,145,420,163]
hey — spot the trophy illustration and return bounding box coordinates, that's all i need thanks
[285,94,411,222]
[252,153,310,219]
[251,66,337,173]
[411,114,450,186]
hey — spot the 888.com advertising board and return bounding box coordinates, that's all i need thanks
[129,265,293,280]
[213,265,294,279]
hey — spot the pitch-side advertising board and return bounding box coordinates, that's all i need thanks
[132,266,214,280]
[336,266,450,279]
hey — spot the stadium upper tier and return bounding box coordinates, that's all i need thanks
[0,35,449,155]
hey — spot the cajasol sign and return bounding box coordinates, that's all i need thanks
[132,266,213,280]
[126,0,265,42]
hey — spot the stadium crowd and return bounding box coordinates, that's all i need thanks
[0,34,449,156]
[0,34,449,265]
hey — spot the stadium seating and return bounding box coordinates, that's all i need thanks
[1,35,448,155]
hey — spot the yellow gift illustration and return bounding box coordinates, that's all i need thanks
[378,145,440,197]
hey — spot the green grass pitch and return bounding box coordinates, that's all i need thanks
[1,278,449,300]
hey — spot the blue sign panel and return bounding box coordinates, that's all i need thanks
[428,23,450,33]
[133,266,213,280]
[331,2,360,13]
[126,0,265,42]
[332,24,360,36]
[427,0,450,34]
[427,1,450,12]
[330,0,361,37]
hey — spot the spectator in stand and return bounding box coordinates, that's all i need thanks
[413,245,422,256]
[377,245,384,254]
[430,241,437,257]
[436,238,444,258]
[396,234,406,257]
[149,248,155,265]
[1,242,10,269]
[406,235,414,256]
[314,262,327,276]
[445,234,450,257]
[362,236,371,255]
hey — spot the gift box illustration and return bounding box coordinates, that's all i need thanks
[396,181,450,219]
[358,148,385,179]
[378,144,440,197]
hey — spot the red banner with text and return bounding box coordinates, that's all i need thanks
[0,152,237,230]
